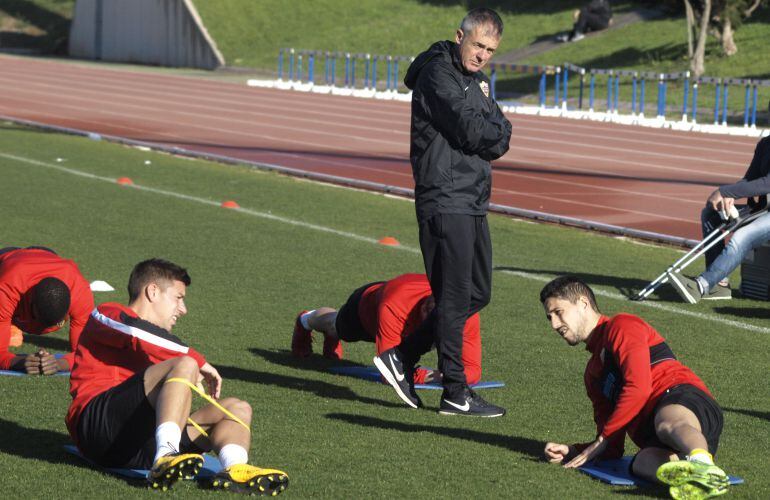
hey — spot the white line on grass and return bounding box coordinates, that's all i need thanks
[4,151,768,335]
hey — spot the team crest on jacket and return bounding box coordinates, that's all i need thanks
[479,80,489,97]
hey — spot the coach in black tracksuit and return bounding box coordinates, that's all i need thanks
[375,8,511,417]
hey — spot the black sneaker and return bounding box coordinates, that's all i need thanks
[439,387,505,417]
[373,348,422,408]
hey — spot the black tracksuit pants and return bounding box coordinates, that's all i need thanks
[398,213,492,395]
[573,9,610,36]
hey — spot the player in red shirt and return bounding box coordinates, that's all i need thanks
[66,258,288,494]
[0,246,94,374]
[539,276,729,500]
[291,273,482,386]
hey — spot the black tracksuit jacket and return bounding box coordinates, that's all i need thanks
[404,41,512,222]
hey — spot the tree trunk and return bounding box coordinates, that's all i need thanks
[744,0,763,17]
[721,16,737,56]
[691,0,712,77]
[684,0,695,58]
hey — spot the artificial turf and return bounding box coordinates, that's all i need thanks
[0,122,767,498]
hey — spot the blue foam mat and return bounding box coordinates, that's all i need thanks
[328,365,504,390]
[579,457,744,486]
[64,444,222,480]
[0,353,69,376]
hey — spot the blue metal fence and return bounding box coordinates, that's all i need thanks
[277,48,769,127]
[278,48,413,91]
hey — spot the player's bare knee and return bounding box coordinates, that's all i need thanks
[171,355,200,379]
[222,398,252,424]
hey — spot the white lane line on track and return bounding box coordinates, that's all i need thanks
[0,68,751,167]
[2,57,756,155]
[0,80,737,186]
[0,97,703,225]
[2,151,767,335]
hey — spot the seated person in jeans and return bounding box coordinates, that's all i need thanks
[557,0,613,42]
[669,135,770,303]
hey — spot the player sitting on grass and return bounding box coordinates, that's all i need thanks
[540,276,729,500]
[293,273,482,386]
[65,258,288,494]
[0,246,94,374]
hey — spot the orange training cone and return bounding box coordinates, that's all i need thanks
[378,236,400,246]
[221,200,240,209]
[116,177,133,185]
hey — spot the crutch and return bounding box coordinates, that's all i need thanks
[632,207,765,301]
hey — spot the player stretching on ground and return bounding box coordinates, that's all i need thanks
[540,276,729,500]
[293,273,482,386]
[66,258,288,494]
[0,246,94,374]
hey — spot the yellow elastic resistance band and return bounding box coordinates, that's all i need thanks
[165,377,251,436]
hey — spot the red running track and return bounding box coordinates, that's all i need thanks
[0,54,759,242]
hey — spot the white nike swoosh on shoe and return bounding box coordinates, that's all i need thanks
[389,355,405,382]
[443,399,470,411]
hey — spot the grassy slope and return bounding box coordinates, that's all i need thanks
[0,122,768,498]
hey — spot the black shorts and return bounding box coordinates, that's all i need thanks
[77,371,201,469]
[334,281,383,343]
[641,384,724,456]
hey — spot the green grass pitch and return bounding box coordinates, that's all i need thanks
[0,122,767,498]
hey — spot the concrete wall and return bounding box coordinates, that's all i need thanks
[69,0,224,69]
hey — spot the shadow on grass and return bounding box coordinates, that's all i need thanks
[0,0,71,53]
[216,363,405,409]
[0,418,148,486]
[249,347,366,371]
[22,332,71,351]
[493,265,683,302]
[326,412,544,458]
[724,406,770,422]
[0,418,72,463]
[713,306,770,320]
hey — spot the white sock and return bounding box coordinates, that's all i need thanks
[688,448,714,465]
[300,310,315,331]
[154,421,182,462]
[218,444,249,469]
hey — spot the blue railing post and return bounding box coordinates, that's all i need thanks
[657,74,665,119]
[364,54,370,89]
[344,53,350,87]
[751,83,758,127]
[721,82,729,126]
[713,79,721,125]
[640,77,646,117]
[331,52,337,87]
[691,82,699,123]
[589,73,596,111]
[554,67,561,107]
[578,68,585,110]
[682,72,690,121]
[289,48,295,81]
[614,73,620,113]
[297,54,303,83]
[632,74,638,114]
[371,56,377,90]
[563,66,569,109]
[743,82,751,127]
[308,53,314,84]
[278,49,284,80]
[539,71,547,108]
[386,56,392,91]
[606,72,613,113]
[394,59,400,91]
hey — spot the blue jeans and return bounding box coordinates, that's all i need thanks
[700,207,770,289]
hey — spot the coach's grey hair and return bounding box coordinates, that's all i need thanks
[460,8,503,38]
